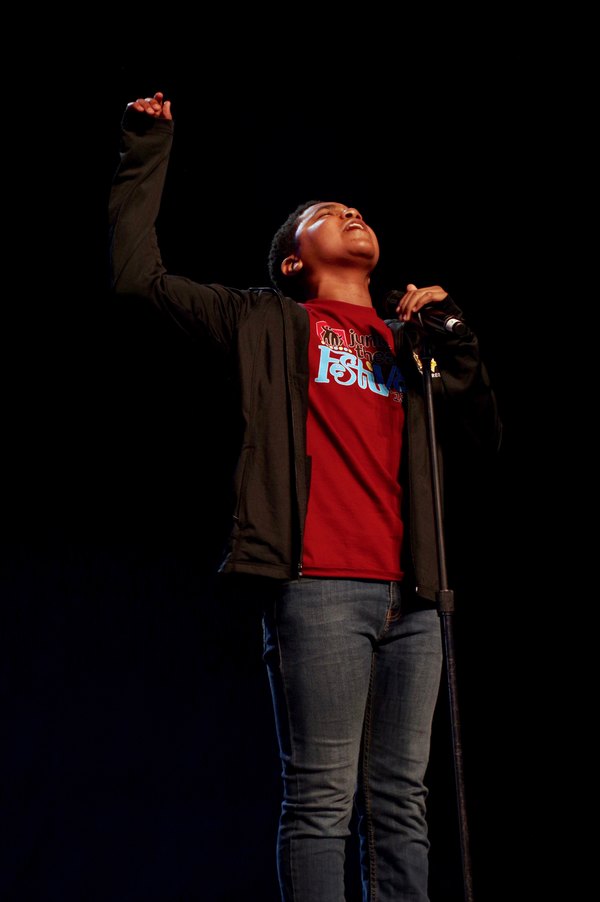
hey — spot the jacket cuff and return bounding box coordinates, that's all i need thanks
[121,105,175,136]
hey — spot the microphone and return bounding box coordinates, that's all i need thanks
[417,304,471,339]
[384,291,471,339]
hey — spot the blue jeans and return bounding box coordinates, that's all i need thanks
[262,578,443,902]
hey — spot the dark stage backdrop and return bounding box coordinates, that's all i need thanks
[3,51,550,902]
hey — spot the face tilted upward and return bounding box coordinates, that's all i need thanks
[292,202,380,275]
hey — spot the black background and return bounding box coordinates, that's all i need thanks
[3,41,556,901]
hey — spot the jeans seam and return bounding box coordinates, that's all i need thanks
[361,652,378,901]
[274,603,299,902]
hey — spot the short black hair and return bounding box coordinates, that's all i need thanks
[268,199,322,299]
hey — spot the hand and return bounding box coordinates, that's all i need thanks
[395,283,448,321]
[127,91,172,120]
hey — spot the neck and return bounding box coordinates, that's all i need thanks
[307,273,373,307]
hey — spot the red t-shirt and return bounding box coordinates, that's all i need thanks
[301,299,406,580]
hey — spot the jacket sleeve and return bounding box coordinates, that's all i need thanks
[408,296,503,457]
[108,107,247,351]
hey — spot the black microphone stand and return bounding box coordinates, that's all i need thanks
[417,319,474,902]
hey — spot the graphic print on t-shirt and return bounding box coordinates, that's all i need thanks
[313,319,406,402]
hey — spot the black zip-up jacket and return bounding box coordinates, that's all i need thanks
[108,111,502,601]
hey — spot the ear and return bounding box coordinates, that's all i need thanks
[281,255,303,277]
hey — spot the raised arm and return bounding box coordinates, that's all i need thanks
[108,92,247,350]
[108,92,174,297]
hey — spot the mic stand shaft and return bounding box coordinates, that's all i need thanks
[419,332,474,902]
